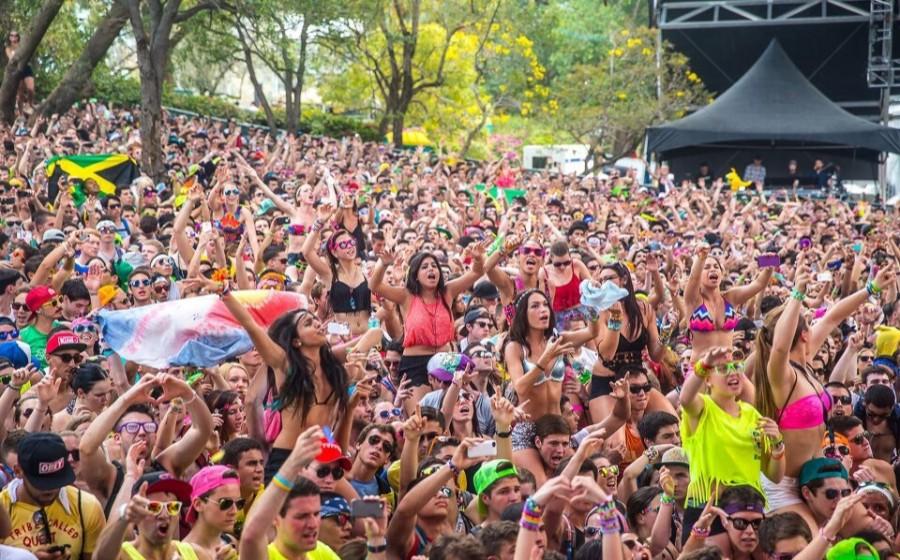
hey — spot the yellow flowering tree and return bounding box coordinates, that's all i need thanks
[551,26,708,170]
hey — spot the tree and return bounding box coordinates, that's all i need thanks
[326,0,499,148]
[550,26,709,170]
[121,0,222,180]
[37,1,129,117]
[0,0,64,123]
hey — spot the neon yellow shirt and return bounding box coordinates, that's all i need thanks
[681,393,766,505]
[121,541,199,560]
[267,541,340,560]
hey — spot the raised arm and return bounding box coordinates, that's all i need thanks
[152,375,214,477]
[768,272,810,387]
[212,284,286,369]
[725,263,774,307]
[369,249,409,306]
[683,245,710,309]
[300,206,337,282]
[444,241,487,301]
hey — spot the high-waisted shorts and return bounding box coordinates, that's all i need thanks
[399,354,433,388]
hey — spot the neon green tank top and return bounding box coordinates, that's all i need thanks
[680,393,767,505]
[122,541,199,560]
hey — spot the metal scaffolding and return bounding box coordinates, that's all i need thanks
[659,0,874,29]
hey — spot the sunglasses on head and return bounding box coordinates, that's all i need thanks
[55,352,83,364]
[552,260,572,268]
[204,497,245,511]
[0,330,18,341]
[728,516,764,531]
[315,465,345,480]
[130,278,151,288]
[147,500,182,516]
[821,488,852,500]
[377,408,402,420]
[518,246,545,257]
[367,434,395,455]
[629,383,652,394]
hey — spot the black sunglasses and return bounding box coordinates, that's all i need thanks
[204,497,246,511]
[821,488,852,500]
[629,383,652,394]
[315,466,345,480]
[552,260,572,268]
[831,395,852,405]
[367,434,395,455]
[55,353,83,364]
[850,431,871,445]
[728,516,764,531]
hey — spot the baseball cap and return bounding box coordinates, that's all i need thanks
[132,471,192,504]
[41,229,65,243]
[657,447,690,469]
[473,460,518,516]
[321,493,351,519]
[464,307,491,326]
[25,285,55,312]
[18,432,75,491]
[0,340,35,368]
[825,538,879,560]
[472,281,499,300]
[46,330,87,355]
[189,465,239,501]
[316,438,352,471]
[426,352,472,383]
[256,199,277,217]
[799,458,848,487]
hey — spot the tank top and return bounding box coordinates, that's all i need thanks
[550,265,581,312]
[122,541,199,560]
[681,394,766,505]
[403,295,454,349]
[330,278,372,313]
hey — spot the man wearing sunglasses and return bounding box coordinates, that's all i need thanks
[20,285,62,369]
[348,425,397,507]
[853,384,900,463]
[300,437,352,495]
[46,330,87,387]
[827,415,873,471]
[1,432,106,560]
[798,458,854,531]
[93,471,198,560]
[317,493,352,552]
[184,466,241,559]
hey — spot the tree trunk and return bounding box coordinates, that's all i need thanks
[391,111,404,149]
[137,55,166,181]
[284,70,297,133]
[293,18,310,132]
[0,0,64,123]
[235,26,276,131]
[37,2,128,118]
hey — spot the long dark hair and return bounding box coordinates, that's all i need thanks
[267,309,349,421]
[506,289,555,356]
[325,228,353,286]
[602,262,642,338]
[406,251,451,312]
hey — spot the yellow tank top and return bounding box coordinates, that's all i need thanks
[680,393,766,505]
[121,541,199,560]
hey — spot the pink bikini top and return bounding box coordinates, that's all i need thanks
[776,361,832,430]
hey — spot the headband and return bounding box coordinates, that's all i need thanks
[856,483,896,507]
[722,503,765,515]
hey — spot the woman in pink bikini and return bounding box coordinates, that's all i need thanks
[485,236,547,327]
[684,244,773,364]
[754,262,896,521]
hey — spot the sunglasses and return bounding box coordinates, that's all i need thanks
[867,409,891,420]
[153,284,169,293]
[831,395,852,405]
[552,260,572,268]
[377,408,402,420]
[99,227,116,234]
[315,465,345,480]
[55,352,83,364]
[713,362,744,375]
[367,434,395,455]
[384,360,400,368]
[224,189,241,196]
[42,297,61,309]
[72,324,96,334]
[728,516,764,531]
[205,497,246,511]
[130,278,152,288]
[11,302,27,312]
[471,350,493,359]
[472,321,493,330]
[821,488,852,500]
[518,247,545,257]
[107,204,121,210]
[629,383,652,394]
[859,355,874,362]
[599,465,620,478]
[587,263,601,271]
[333,239,357,250]
[67,449,80,462]
[324,513,350,526]
[823,445,850,458]
[147,500,182,516]
[0,330,18,340]
[117,421,159,434]
[437,486,453,498]
[851,431,871,445]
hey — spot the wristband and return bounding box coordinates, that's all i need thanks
[770,448,785,460]
[790,288,806,301]
[118,502,128,521]
[607,318,622,331]
[367,543,388,553]
[819,527,837,544]
[867,281,881,296]
[496,430,512,438]
[598,515,621,534]
[693,360,710,378]
[311,219,325,233]
[645,447,660,463]
[447,460,461,479]
[692,526,711,538]
[272,473,294,492]
[660,493,676,505]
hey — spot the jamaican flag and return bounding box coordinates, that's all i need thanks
[46,154,140,204]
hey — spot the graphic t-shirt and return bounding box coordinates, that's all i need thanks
[0,484,106,558]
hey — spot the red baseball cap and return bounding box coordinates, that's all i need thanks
[25,285,56,313]
[316,438,352,470]
[46,330,87,355]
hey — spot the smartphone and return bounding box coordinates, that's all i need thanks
[467,440,498,459]
[351,499,385,518]
[756,255,781,268]
[827,259,843,271]
[816,271,833,282]
[274,216,290,226]
[326,322,350,336]
[852,242,862,253]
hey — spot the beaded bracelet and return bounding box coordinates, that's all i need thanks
[693,361,710,378]
[607,318,622,331]
[598,515,621,534]
[584,306,601,323]
[790,288,806,301]
[524,497,544,517]
[692,526,711,538]
[866,281,881,296]
[660,493,676,505]
[520,517,542,532]
[447,460,461,479]
[311,219,325,233]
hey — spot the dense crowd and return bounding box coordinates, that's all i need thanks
[0,98,897,560]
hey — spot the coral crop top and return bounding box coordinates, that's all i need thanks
[403,296,454,349]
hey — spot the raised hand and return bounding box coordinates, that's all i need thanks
[288,425,324,470]
[537,337,574,370]
[490,395,516,429]
[125,440,147,479]
[35,374,63,405]
[122,482,157,524]
[393,375,414,408]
